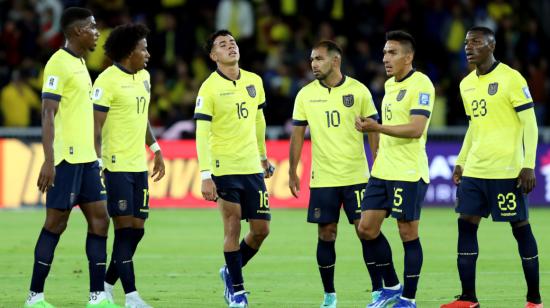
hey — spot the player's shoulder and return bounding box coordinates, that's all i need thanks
[411,70,434,89]
[45,49,70,71]
[496,62,525,82]
[459,69,477,89]
[344,75,366,88]
[296,79,319,97]
[137,68,150,79]
[240,69,263,83]
[94,65,117,85]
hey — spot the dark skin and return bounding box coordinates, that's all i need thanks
[94,38,165,230]
[455,30,535,195]
[455,30,534,227]
[36,16,108,237]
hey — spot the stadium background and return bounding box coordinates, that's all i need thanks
[1,1,550,307]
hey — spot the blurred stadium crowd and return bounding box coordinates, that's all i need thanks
[1,0,549,135]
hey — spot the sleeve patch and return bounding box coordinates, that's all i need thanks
[196,96,203,109]
[45,76,59,90]
[419,93,430,106]
[522,86,532,99]
[92,88,103,100]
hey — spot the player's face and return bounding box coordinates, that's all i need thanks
[382,40,411,77]
[79,16,99,51]
[129,38,150,71]
[210,35,240,65]
[310,47,334,81]
[464,31,494,65]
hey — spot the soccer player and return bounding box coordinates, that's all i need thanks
[194,29,274,308]
[441,27,543,308]
[288,40,382,308]
[92,24,165,308]
[355,31,434,308]
[26,7,119,308]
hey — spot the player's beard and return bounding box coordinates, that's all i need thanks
[314,68,331,81]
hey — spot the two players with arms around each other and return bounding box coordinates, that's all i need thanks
[441,26,543,308]
[93,23,165,308]
[28,7,121,308]
[288,40,382,308]
[194,29,275,308]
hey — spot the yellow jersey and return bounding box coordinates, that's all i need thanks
[42,48,96,165]
[194,69,265,176]
[372,70,435,183]
[459,62,534,178]
[292,76,379,187]
[92,64,151,172]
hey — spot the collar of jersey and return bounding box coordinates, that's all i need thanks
[395,68,416,83]
[61,47,80,59]
[216,68,241,81]
[319,75,346,89]
[477,61,500,76]
[114,62,135,75]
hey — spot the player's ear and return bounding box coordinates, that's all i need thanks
[209,51,217,62]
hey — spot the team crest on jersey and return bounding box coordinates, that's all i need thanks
[396,89,407,101]
[488,82,498,95]
[143,80,150,93]
[118,200,128,211]
[342,94,354,107]
[246,85,256,98]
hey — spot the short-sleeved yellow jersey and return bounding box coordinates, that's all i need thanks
[371,70,435,183]
[42,48,96,165]
[459,62,534,179]
[92,64,151,172]
[194,69,265,176]
[292,76,379,187]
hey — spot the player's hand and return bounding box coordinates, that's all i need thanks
[452,165,463,185]
[261,159,275,179]
[37,160,55,193]
[288,171,300,198]
[201,178,218,201]
[355,116,379,133]
[151,151,165,182]
[517,168,536,194]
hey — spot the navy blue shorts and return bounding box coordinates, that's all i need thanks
[361,177,428,221]
[308,183,367,224]
[46,160,106,210]
[104,171,149,220]
[456,176,528,222]
[212,173,270,221]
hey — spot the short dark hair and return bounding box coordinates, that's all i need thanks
[61,7,92,35]
[104,23,150,62]
[313,40,343,56]
[468,26,496,42]
[386,30,416,53]
[204,29,233,53]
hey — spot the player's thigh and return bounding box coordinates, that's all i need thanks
[78,160,107,205]
[389,179,427,221]
[241,173,271,221]
[104,171,135,218]
[308,187,342,224]
[46,160,84,210]
[456,177,490,218]
[487,178,528,222]
[80,200,110,235]
[361,177,392,213]
[342,183,368,224]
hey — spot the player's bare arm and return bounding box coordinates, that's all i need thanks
[146,121,165,182]
[37,99,59,193]
[288,125,306,198]
[93,109,107,162]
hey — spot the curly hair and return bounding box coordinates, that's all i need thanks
[104,23,150,62]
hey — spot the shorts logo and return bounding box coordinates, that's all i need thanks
[45,75,59,90]
[196,96,203,109]
[314,208,321,219]
[396,89,407,101]
[419,93,430,106]
[488,82,498,95]
[522,86,531,99]
[246,85,256,98]
[342,94,354,107]
[118,200,128,211]
[143,80,150,93]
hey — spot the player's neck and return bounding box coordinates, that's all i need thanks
[394,66,414,82]
[64,41,86,58]
[217,64,240,80]
[322,71,344,88]
[118,59,136,74]
[476,56,497,75]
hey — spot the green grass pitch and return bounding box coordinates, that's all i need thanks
[1,208,549,307]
